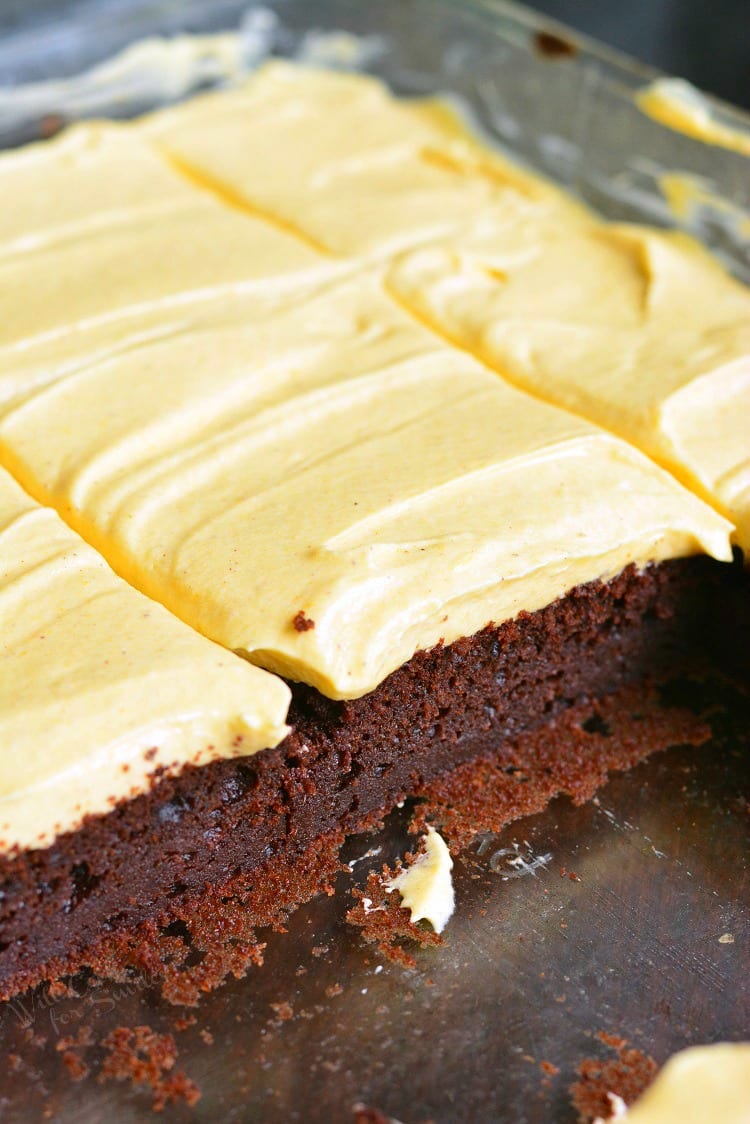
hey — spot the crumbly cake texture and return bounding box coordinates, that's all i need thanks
[347,677,720,968]
[97,1026,200,1112]
[0,557,727,1001]
[570,1032,658,1122]
[0,679,728,1116]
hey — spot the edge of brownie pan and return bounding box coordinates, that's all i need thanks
[0,555,734,1001]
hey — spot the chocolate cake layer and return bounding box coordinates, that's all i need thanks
[0,557,726,1000]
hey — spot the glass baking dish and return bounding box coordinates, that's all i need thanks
[0,4,747,1122]
[1,0,748,282]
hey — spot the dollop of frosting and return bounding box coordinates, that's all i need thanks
[388,827,455,934]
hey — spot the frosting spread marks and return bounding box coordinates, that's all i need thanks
[143,61,579,259]
[148,63,750,551]
[0,268,732,699]
[387,225,750,549]
[0,118,337,407]
[0,59,739,711]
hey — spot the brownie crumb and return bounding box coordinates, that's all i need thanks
[599,1031,627,1050]
[98,1025,200,1111]
[61,1050,90,1081]
[55,1025,95,1052]
[55,1024,94,1083]
[292,610,316,632]
[539,1057,561,1092]
[347,858,444,968]
[47,978,77,1001]
[270,1001,294,1022]
[570,1032,657,1122]
[533,29,577,58]
[38,113,66,139]
[352,1105,393,1124]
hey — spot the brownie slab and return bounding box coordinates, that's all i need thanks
[0,557,724,1002]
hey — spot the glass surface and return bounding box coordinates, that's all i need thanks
[520,0,750,111]
[0,0,748,277]
[0,3,747,1120]
[0,731,747,1123]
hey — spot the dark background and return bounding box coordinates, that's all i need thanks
[525,0,750,109]
[0,0,748,110]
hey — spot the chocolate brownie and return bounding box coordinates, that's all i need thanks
[0,557,728,1001]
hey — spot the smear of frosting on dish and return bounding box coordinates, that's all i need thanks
[0,33,246,135]
[637,78,750,157]
[388,828,455,934]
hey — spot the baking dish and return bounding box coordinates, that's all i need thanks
[1,0,748,281]
[0,3,747,1121]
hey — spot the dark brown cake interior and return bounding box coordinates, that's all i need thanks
[0,556,735,1001]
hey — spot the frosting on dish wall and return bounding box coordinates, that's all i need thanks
[637,78,750,157]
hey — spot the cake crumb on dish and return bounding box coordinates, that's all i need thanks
[570,1032,657,1122]
[98,1025,200,1111]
